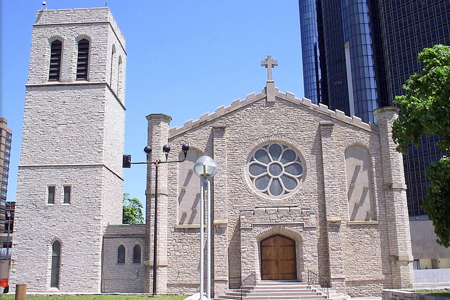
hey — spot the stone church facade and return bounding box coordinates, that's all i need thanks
[10,7,413,298]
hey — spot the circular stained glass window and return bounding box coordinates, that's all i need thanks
[247,142,303,198]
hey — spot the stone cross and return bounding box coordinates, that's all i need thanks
[261,55,278,81]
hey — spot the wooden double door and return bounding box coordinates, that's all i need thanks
[261,234,297,280]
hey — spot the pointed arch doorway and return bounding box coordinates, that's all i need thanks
[261,234,297,280]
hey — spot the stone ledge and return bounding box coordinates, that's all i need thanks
[175,224,200,229]
[327,216,342,223]
[348,220,379,226]
[382,289,450,300]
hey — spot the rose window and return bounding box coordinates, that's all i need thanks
[247,143,303,197]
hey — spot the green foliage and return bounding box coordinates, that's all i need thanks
[392,44,450,248]
[123,193,144,224]
[422,157,450,248]
[393,44,450,154]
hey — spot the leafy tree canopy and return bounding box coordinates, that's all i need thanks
[393,44,450,154]
[123,193,144,224]
[393,44,450,247]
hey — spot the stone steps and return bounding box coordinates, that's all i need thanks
[214,280,348,300]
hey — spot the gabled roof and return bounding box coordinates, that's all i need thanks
[169,87,378,138]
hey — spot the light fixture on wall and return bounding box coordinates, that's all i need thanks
[193,156,218,300]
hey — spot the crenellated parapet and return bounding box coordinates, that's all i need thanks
[34,8,125,47]
[169,89,378,137]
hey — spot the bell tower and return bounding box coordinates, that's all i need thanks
[11,8,126,293]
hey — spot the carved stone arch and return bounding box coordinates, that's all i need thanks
[345,144,376,221]
[75,34,92,43]
[256,225,303,245]
[345,141,371,153]
[48,35,65,44]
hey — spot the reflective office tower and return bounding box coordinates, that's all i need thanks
[299,0,450,216]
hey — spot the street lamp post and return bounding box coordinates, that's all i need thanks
[193,156,218,300]
[123,143,189,296]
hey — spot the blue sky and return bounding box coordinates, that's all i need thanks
[0,1,304,211]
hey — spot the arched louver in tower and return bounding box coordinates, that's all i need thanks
[76,39,89,80]
[49,40,62,81]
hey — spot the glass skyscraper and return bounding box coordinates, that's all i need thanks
[299,0,450,215]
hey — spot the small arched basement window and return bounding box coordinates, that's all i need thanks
[49,40,62,81]
[76,39,89,80]
[118,245,125,264]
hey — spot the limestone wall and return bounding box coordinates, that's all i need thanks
[102,225,146,293]
[11,7,126,294]
[162,90,397,297]
[383,289,449,300]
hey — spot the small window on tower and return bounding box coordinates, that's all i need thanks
[63,186,71,204]
[76,39,89,80]
[48,186,55,204]
[49,40,62,81]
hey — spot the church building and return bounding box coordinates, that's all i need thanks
[10,7,413,298]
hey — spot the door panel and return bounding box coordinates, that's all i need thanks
[261,235,297,280]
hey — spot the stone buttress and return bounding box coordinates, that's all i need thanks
[374,107,414,289]
[145,114,172,294]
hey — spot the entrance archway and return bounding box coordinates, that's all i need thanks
[260,234,297,280]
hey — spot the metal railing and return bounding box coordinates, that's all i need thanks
[240,271,256,300]
[307,270,329,298]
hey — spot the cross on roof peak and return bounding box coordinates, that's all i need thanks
[261,55,278,81]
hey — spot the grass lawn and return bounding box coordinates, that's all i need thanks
[0,295,186,300]
[417,291,450,297]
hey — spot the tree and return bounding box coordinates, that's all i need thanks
[123,193,144,224]
[392,44,450,247]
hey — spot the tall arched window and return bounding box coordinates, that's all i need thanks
[117,56,122,96]
[51,240,61,288]
[109,45,116,87]
[133,245,141,264]
[49,40,62,81]
[118,245,125,264]
[76,39,89,80]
